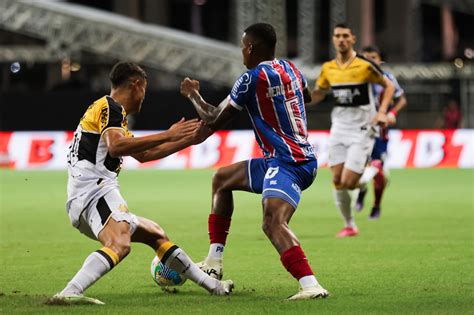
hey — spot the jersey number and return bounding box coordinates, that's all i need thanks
[284,97,307,139]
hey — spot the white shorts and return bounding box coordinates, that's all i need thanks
[67,188,138,240]
[328,127,376,174]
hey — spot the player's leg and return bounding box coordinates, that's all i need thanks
[328,135,357,237]
[259,161,328,300]
[355,138,384,211]
[51,190,136,305]
[331,163,358,237]
[131,217,233,295]
[200,160,257,278]
[262,198,327,300]
[370,159,386,219]
[336,135,375,237]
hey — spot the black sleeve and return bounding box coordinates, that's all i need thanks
[100,97,124,133]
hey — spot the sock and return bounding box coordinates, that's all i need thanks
[207,214,231,260]
[207,243,224,260]
[359,165,379,186]
[60,247,119,296]
[280,246,315,285]
[373,172,386,207]
[157,241,220,293]
[333,187,355,228]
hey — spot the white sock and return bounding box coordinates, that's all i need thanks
[359,165,378,185]
[333,188,356,228]
[299,275,319,289]
[162,246,220,293]
[207,243,224,261]
[60,251,112,296]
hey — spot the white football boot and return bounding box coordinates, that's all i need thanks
[47,293,105,305]
[286,284,329,301]
[196,258,223,280]
[210,280,234,296]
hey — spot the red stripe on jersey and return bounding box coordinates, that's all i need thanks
[255,70,278,157]
[257,68,305,162]
[272,62,307,161]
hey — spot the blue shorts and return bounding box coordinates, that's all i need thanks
[371,137,388,161]
[246,158,318,209]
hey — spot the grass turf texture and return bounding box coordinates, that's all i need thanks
[0,168,473,314]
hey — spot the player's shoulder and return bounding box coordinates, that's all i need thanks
[355,54,384,75]
[105,96,123,112]
[322,59,337,68]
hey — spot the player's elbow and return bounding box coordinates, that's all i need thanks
[108,146,121,158]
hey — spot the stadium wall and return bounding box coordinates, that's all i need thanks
[0,130,472,169]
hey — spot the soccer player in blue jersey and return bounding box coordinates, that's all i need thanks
[355,46,408,218]
[180,23,328,300]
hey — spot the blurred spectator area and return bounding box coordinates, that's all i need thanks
[0,0,473,130]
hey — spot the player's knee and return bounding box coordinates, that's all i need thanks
[261,213,273,236]
[333,177,342,188]
[341,179,358,190]
[212,168,227,191]
[371,159,383,171]
[262,215,284,238]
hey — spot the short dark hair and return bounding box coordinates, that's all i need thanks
[361,45,381,55]
[109,62,147,88]
[334,23,352,33]
[244,23,277,51]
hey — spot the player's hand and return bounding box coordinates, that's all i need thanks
[373,112,388,128]
[387,111,397,126]
[190,121,214,144]
[180,77,200,98]
[168,118,200,141]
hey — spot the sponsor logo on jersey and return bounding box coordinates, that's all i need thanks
[266,79,302,98]
[333,88,361,104]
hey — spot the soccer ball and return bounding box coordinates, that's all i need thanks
[150,256,187,287]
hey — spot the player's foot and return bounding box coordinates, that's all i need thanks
[287,285,329,300]
[354,187,367,212]
[46,293,105,305]
[211,280,234,296]
[196,258,223,280]
[336,226,359,238]
[369,206,381,219]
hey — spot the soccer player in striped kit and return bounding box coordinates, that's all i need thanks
[180,23,328,300]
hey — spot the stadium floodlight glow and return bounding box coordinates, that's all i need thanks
[454,58,464,69]
[10,62,20,73]
[70,62,81,72]
[464,48,473,59]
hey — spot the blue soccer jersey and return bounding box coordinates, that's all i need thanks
[229,59,315,163]
[373,71,404,110]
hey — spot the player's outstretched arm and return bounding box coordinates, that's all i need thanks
[132,122,213,163]
[306,88,327,106]
[373,77,395,127]
[387,94,408,126]
[180,77,239,131]
[103,118,200,158]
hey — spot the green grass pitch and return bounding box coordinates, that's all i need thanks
[0,168,473,314]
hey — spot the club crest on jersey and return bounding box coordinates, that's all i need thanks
[231,73,251,98]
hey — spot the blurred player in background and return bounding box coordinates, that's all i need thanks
[353,45,408,219]
[180,23,328,300]
[307,23,395,237]
[49,62,233,305]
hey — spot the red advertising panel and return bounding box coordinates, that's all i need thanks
[0,130,472,169]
